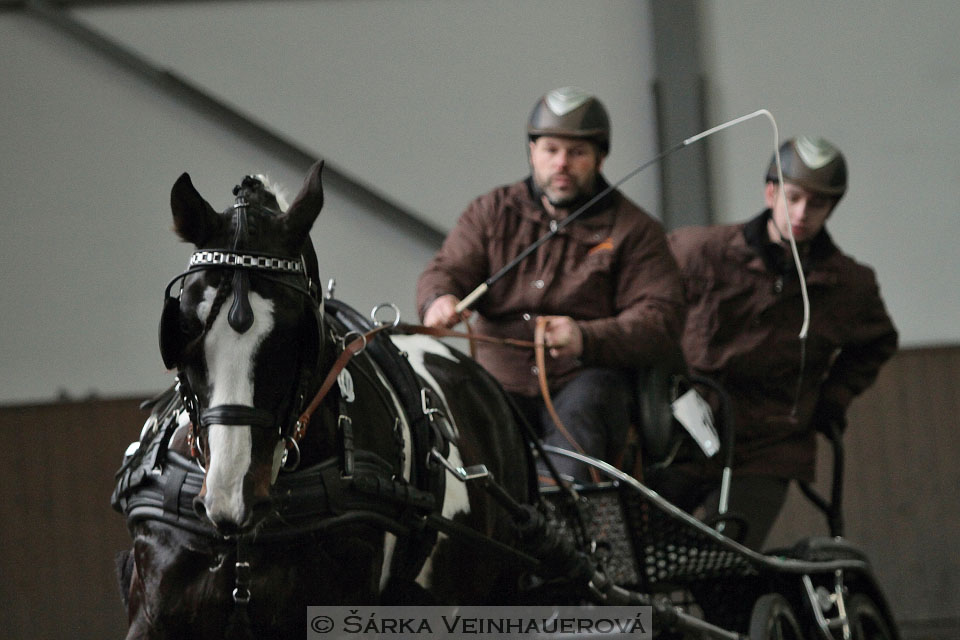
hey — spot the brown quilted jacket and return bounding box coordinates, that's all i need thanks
[668,212,898,481]
[416,177,685,396]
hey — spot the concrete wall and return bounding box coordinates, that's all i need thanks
[0,0,659,404]
[698,0,960,348]
[4,2,958,404]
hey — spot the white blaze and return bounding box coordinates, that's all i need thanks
[197,287,275,526]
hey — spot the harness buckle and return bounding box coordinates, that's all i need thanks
[281,435,301,472]
[420,388,442,421]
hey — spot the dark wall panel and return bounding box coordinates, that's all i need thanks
[1,346,957,638]
[0,397,144,639]
[767,346,960,630]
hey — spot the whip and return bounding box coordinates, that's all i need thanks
[454,108,809,342]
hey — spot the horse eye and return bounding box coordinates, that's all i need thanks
[179,313,202,336]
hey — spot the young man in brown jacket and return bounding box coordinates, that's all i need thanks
[417,87,684,482]
[661,137,898,549]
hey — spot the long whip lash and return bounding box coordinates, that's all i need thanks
[455,108,810,343]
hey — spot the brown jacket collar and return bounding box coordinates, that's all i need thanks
[737,210,840,279]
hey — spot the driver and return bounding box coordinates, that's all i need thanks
[416,87,684,482]
[658,137,898,549]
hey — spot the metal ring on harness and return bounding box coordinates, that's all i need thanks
[341,330,367,354]
[371,303,401,328]
[281,435,301,472]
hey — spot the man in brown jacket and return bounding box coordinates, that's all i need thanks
[417,87,684,482]
[661,136,898,549]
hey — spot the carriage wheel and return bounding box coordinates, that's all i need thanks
[848,594,895,640]
[748,593,805,640]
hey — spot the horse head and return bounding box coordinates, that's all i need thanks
[160,161,325,535]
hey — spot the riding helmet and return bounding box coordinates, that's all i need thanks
[766,136,847,199]
[527,87,611,154]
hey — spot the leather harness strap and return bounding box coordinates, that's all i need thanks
[294,319,603,483]
[292,323,394,446]
[534,317,601,483]
[396,322,535,350]
[396,320,601,484]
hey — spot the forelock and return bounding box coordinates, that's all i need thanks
[254,174,290,211]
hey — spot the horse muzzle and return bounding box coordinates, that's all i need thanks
[194,470,274,536]
[193,405,282,535]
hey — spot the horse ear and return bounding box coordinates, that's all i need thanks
[284,161,324,240]
[170,172,220,246]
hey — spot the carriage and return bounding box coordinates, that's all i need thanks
[111,163,900,639]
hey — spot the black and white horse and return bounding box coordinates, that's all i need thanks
[116,162,534,639]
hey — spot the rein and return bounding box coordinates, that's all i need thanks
[290,322,395,447]
[393,320,594,481]
[533,318,601,483]
[396,322,535,349]
[290,317,595,485]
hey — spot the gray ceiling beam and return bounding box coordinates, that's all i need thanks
[650,0,713,229]
[18,0,446,247]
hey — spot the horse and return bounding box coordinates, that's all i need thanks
[113,162,537,639]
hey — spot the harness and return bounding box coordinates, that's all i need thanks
[121,304,441,500]
[324,299,453,580]
[158,192,324,460]
[114,300,461,595]
[120,182,462,590]
[114,173,681,629]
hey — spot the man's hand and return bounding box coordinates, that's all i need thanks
[423,294,470,329]
[811,400,847,438]
[539,315,583,359]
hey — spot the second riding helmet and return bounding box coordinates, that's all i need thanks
[527,87,611,154]
[766,136,847,199]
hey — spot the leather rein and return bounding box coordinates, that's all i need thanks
[393,318,598,482]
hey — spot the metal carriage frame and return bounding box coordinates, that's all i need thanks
[515,443,900,640]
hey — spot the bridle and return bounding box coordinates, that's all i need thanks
[159,192,323,466]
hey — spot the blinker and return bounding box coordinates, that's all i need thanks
[159,291,186,370]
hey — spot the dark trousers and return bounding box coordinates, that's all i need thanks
[646,468,790,550]
[511,368,633,483]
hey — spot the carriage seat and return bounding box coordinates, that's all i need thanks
[621,345,692,474]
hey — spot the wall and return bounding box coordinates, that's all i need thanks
[0,8,433,404]
[767,346,960,631]
[74,0,661,233]
[0,0,660,405]
[697,0,960,348]
[2,347,957,639]
[4,2,958,401]
[0,398,141,639]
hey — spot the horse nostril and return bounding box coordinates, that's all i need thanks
[193,497,238,536]
[193,496,208,521]
[248,496,273,527]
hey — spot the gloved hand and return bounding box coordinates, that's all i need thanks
[811,400,847,437]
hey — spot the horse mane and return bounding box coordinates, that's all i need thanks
[253,173,290,211]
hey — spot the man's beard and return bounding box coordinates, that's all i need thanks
[534,174,596,211]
